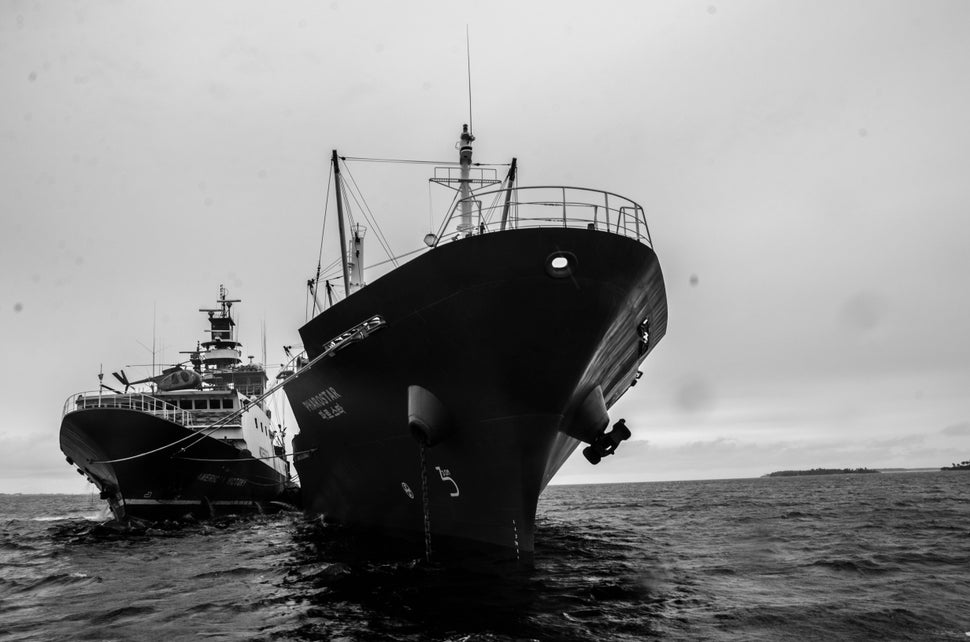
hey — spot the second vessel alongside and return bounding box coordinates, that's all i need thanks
[283,125,668,561]
[60,287,293,522]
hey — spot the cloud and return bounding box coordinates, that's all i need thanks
[6,1,970,494]
[869,434,926,448]
[942,422,970,437]
[0,432,84,493]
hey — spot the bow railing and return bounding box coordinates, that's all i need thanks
[432,185,653,247]
[63,392,195,427]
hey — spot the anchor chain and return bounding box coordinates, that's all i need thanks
[512,519,520,561]
[420,444,432,562]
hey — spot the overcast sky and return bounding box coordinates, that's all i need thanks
[2,0,968,493]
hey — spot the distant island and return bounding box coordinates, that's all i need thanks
[941,460,970,471]
[764,468,880,477]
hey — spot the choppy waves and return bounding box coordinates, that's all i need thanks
[2,473,969,640]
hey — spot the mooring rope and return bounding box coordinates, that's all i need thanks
[90,316,385,464]
[172,447,318,463]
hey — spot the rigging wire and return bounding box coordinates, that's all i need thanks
[89,411,245,465]
[479,173,510,228]
[427,180,434,233]
[341,156,509,167]
[344,163,397,267]
[316,256,342,279]
[316,164,333,280]
[309,150,516,297]
[308,162,334,321]
[130,316,367,462]
[320,246,428,281]
[91,349,312,465]
[174,316,386,464]
[339,160,399,268]
[175,447,318,464]
[365,246,427,270]
[310,256,343,303]
[432,189,463,242]
[338,176,354,230]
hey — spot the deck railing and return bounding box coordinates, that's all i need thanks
[431,186,653,248]
[61,392,240,429]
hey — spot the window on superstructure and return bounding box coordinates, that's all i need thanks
[179,400,191,410]
[194,399,209,410]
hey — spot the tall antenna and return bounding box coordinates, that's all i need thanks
[466,25,474,135]
[152,302,157,381]
[261,319,267,368]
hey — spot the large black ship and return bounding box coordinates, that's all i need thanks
[60,287,293,522]
[283,126,667,561]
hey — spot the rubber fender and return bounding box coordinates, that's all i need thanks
[560,385,610,444]
[408,385,454,447]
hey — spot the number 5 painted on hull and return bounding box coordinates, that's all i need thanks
[435,466,460,497]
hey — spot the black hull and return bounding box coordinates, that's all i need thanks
[60,408,289,522]
[285,227,667,559]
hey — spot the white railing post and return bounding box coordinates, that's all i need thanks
[604,192,610,234]
[562,187,567,228]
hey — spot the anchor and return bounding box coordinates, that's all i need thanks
[582,418,632,465]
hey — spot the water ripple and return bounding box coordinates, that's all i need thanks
[0,473,968,640]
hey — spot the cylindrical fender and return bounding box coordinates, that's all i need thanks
[408,385,454,447]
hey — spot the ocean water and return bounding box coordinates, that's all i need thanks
[2,472,968,641]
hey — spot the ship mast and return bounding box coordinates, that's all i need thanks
[348,223,366,293]
[500,157,518,231]
[332,150,352,295]
[198,285,242,375]
[458,124,475,233]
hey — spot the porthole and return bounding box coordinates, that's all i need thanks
[545,251,576,278]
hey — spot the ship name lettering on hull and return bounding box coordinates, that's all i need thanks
[316,403,346,420]
[196,473,248,487]
[302,386,347,420]
[302,386,342,411]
